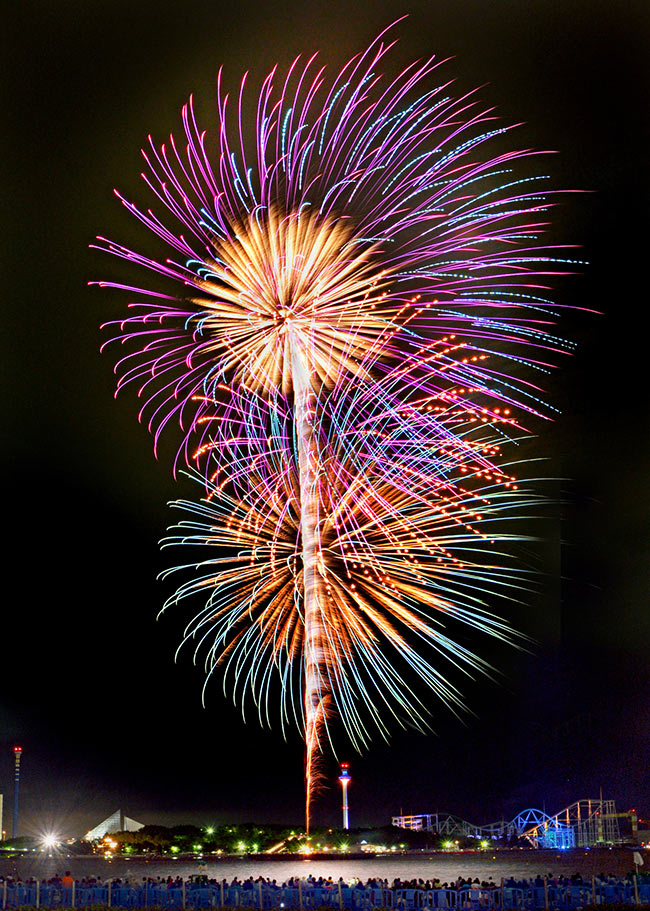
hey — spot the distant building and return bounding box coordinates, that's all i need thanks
[85,809,144,841]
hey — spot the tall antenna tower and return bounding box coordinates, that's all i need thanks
[12,746,23,839]
[338,762,351,830]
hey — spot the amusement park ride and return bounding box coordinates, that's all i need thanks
[393,799,639,848]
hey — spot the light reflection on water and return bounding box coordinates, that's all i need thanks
[0,849,639,884]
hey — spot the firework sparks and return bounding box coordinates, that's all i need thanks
[96,25,575,829]
[160,388,538,817]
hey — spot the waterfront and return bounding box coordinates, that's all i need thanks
[0,848,645,884]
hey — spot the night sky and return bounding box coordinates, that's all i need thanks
[3,1,649,840]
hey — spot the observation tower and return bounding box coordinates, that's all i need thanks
[12,746,22,839]
[338,762,351,829]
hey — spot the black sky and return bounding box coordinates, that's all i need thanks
[3,0,649,839]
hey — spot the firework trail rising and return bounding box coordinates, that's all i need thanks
[95,23,577,829]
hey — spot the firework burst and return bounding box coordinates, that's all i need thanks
[96,24,575,829]
[161,406,534,821]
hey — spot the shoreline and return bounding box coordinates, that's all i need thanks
[3,847,644,862]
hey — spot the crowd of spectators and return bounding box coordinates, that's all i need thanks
[0,870,641,890]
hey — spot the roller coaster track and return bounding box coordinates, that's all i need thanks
[392,799,635,848]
